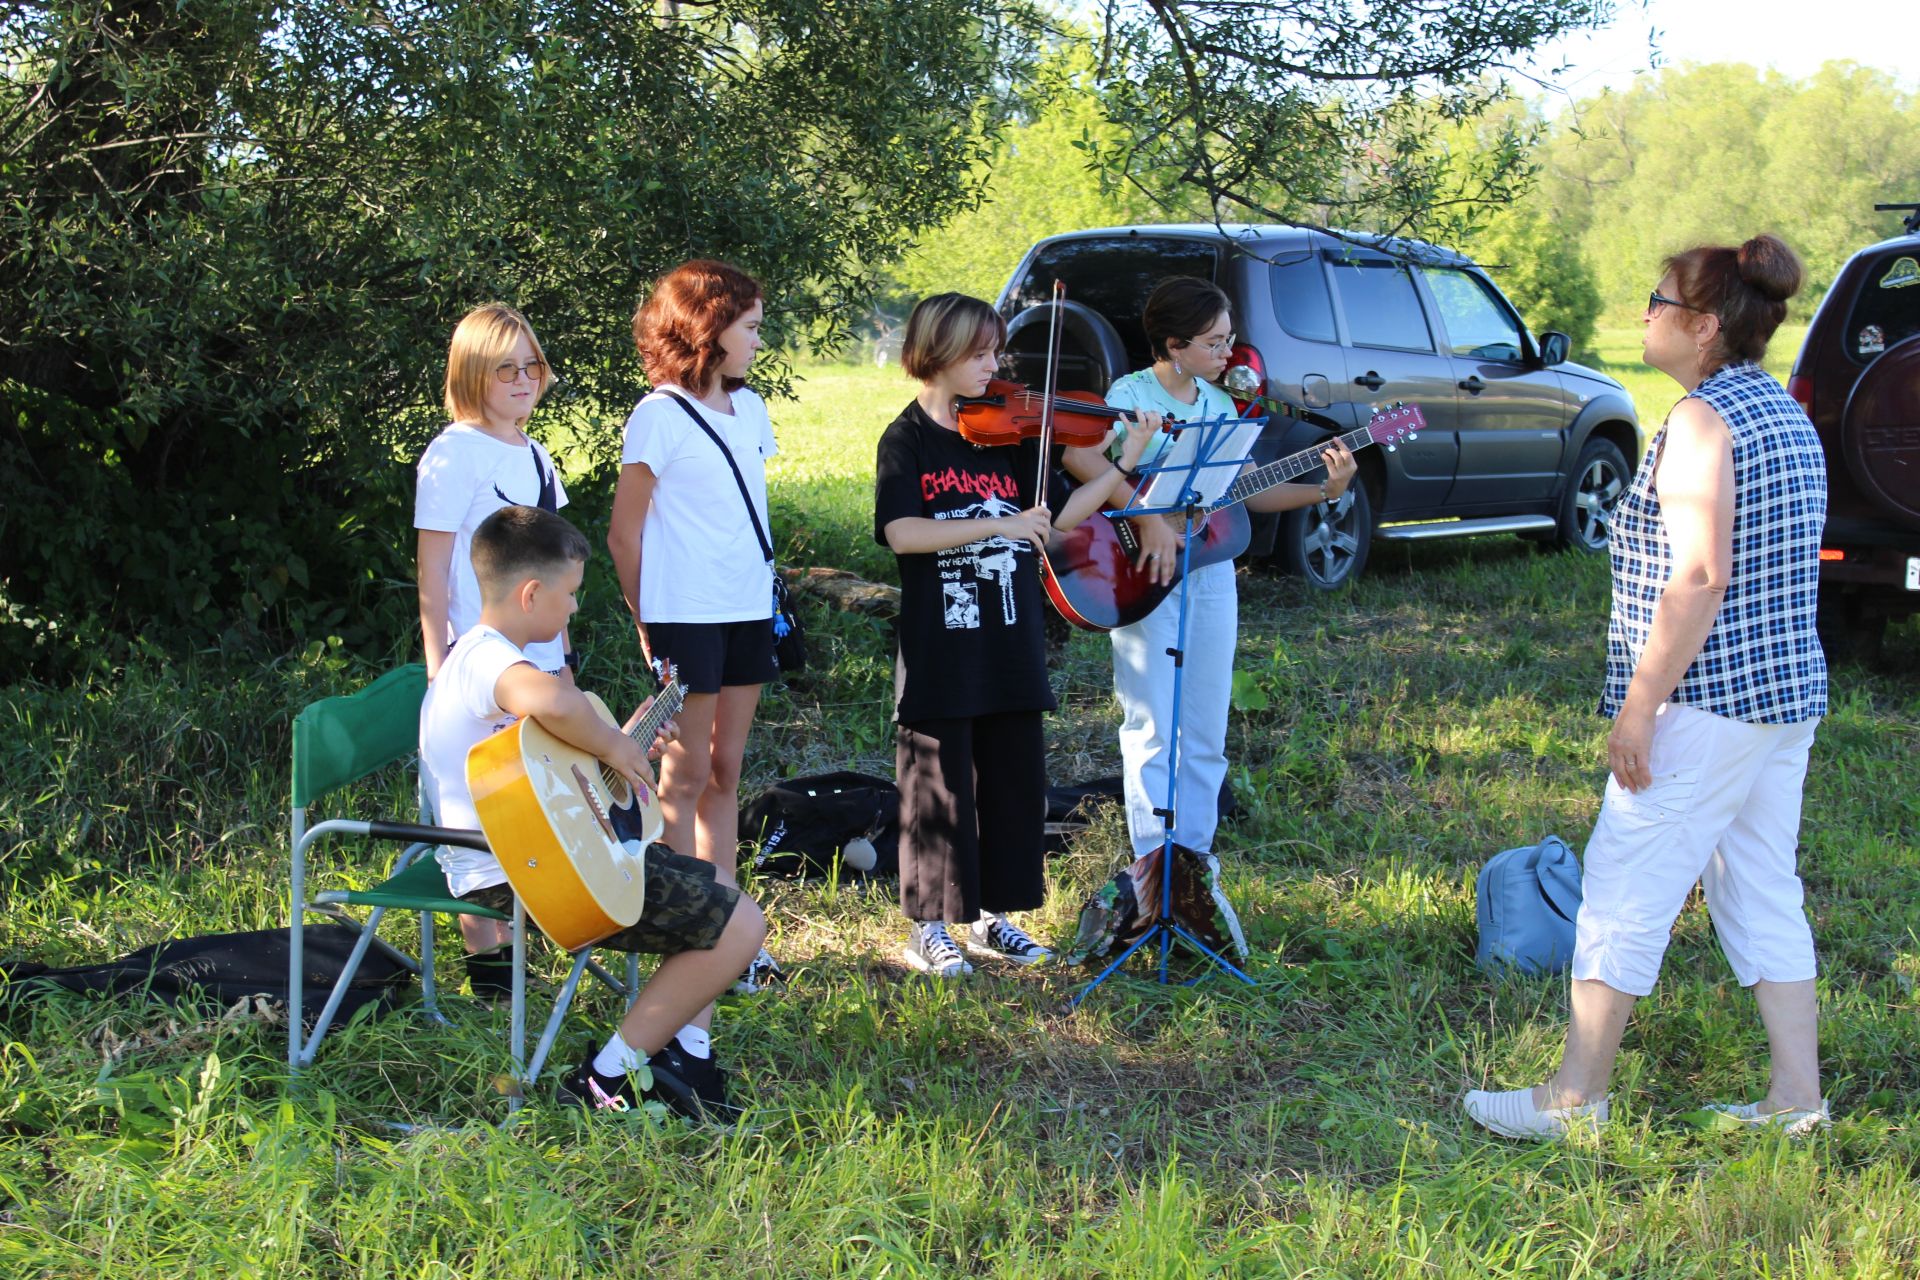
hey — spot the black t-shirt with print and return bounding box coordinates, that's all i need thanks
[874,400,1060,723]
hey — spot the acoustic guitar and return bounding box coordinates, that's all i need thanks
[1041,403,1425,631]
[466,664,685,950]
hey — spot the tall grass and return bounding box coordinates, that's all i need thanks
[2,355,1917,1278]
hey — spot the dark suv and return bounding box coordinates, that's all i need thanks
[995,225,1641,587]
[1787,202,1920,659]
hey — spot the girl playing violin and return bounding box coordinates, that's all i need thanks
[874,292,1157,977]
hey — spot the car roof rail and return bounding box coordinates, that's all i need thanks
[1875,202,1920,235]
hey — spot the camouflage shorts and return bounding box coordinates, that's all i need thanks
[461,846,740,955]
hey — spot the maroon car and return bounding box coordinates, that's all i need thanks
[1787,202,1920,660]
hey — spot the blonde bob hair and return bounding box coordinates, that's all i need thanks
[901,292,1006,382]
[444,303,551,424]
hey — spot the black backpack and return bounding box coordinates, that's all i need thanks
[1,924,411,1027]
[739,771,900,879]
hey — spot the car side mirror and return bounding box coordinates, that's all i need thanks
[1536,331,1570,366]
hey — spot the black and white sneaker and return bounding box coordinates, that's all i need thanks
[556,1055,701,1121]
[652,1036,741,1120]
[965,915,1052,966]
[902,922,973,978]
[731,947,786,995]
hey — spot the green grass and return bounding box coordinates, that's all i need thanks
[3,356,1919,1278]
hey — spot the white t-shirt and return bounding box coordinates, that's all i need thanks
[414,424,570,672]
[419,624,529,895]
[619,386,779,622]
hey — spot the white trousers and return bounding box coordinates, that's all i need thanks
[1572,701,1820,997]
[1110,560,1237,860]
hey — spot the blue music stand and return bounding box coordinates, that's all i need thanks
[1071,408,1269,1008]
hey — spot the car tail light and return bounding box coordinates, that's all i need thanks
[1788,373,1814,412]
[1223,344,1267,411]
[1819,548,1845,561]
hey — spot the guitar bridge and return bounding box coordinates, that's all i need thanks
[571,764,620,844]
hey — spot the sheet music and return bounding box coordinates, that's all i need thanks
[1134,415,1268,511]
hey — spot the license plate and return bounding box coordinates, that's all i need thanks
[1909,557,1920,591]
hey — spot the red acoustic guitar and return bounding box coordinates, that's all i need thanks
[1041,403,1425,631]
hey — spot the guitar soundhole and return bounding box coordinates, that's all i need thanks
[602,768,633,808]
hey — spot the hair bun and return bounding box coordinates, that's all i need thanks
[1737,234,1804,303]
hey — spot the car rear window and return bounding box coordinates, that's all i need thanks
[1269,253,1337,342]
[1844,248,1920,363]
[1008,235,1220,367]
[1326,256,1434,351]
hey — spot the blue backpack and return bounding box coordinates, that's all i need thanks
[1475,835,1583,976]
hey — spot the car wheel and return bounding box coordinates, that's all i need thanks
[1276,478,1372,589]
[1555,437,1631,552]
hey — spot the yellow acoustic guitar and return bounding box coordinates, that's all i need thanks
[466,664,685,951]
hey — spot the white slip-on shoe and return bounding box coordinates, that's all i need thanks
[1463,1086,1609,1140]
[1702,1098,1830,1136]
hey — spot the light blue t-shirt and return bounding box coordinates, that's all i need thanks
[1102,368,1239,469]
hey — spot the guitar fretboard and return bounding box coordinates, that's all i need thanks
[629,683,683,747]
[1211,423,1378,512]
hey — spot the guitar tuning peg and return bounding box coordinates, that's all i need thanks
[1385,444,1396,452]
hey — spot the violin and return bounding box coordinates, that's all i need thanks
[953,379,1135,450]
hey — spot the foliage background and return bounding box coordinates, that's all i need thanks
[0,0,1043,673]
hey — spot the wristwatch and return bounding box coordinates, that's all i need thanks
[563,649,581,673]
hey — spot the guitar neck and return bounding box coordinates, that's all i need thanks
[1212,424,1378,512]
[628,685,683,747]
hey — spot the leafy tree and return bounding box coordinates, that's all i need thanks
[0,0,1042,671]
[1537,61,1920,320]
[1082,0,1615,244]
[891,44,1200,306]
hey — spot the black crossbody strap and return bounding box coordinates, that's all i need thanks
[662,391,775,563]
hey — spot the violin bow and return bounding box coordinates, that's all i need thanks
[1032,279,1067,510]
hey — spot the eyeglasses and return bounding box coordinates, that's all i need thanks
[1646,291,1704,316]
[494,359,550,384]
[1179,333,1236,355]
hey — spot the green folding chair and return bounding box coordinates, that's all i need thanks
[287,662,641,1111]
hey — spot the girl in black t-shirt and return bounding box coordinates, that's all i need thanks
[873,293,1157,977]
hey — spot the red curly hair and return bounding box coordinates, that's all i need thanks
[632,259,764,393]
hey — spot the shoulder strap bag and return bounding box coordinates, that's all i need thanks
[662,391,807,674]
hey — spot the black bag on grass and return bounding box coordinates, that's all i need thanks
[740,771,899,879]
[0,924,412,1028]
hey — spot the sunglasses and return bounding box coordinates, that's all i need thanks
[1647,291,1704,316]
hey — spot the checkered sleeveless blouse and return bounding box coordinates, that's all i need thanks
[1600,361,1827,724]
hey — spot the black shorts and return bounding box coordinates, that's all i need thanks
[646,618,777,694]
[460,846,740,955]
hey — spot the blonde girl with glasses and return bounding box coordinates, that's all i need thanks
[414,302,572,994]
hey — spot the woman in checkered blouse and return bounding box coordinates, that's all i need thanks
[1465,234,1833,1140]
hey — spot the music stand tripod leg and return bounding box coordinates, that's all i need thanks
[1074,414,1262,1005]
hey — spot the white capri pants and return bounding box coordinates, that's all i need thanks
[1572,700,1820,997]
[1111,560,1237,860]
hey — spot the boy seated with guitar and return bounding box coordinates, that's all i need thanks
[420,504,767,1120]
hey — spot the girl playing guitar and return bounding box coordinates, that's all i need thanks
[1061,276,1357,870]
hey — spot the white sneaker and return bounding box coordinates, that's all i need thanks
[1702,1098,1830,1136]
[965,915,1052,966]
[730,947,784,995]
[902,922,972,978]
[1463,1086,1609,1140]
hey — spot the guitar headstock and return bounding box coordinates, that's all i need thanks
[1366,402,1425,452]
[649,657,687,712]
